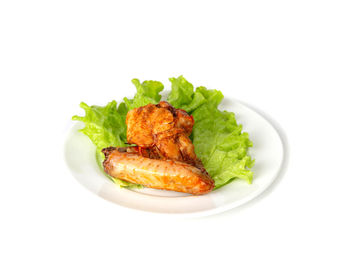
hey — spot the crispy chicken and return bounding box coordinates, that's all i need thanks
[126,101,197,164]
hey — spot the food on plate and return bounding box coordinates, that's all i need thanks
[72,76,254,192]
[101,101,214,195]
[102,147,214,195]
[126,101,197,165]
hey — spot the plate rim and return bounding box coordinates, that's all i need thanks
[63,98,287,218]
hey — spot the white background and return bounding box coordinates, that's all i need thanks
[1,1,349,262]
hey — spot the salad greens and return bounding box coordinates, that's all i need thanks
[72,76,254,189]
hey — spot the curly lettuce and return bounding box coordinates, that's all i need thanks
[72,76,254,189]
[72,79,163,188]
[168,76,254,188]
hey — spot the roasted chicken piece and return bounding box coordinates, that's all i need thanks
[126,101,197,164]
[102,102,214,195]
[102,147,214,195]
[117,146,209,176]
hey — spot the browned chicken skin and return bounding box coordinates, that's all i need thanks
[103,147,214,195]
[126,101,196,164]
[102,101,214,195]
[117,145,209,176]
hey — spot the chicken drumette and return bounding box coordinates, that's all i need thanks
[126,101,197,164]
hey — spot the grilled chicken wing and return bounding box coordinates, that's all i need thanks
[117,145,208,175]
[126,101,196,164]
[102,147,214,195]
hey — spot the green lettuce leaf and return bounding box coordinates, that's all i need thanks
[165,76,254,189]
[167,76,194,108]
[123,79,164,110]
[72,100,126,150]
[72,76,254,190]
[72,79,164,188]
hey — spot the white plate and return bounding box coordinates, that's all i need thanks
[64,97,285,217]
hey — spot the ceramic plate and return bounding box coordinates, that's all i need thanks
[64,97,284,217]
